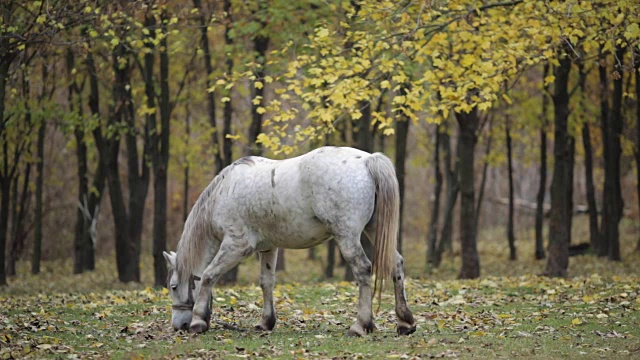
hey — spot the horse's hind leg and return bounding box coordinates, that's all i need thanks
[190,236,253,333]
[336,235,375,336]
[256,249,277,331]
[393,251,416,335]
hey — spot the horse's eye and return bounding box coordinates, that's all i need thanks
[171,284,178,291]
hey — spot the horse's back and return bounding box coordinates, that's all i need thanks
[215,147,377,249]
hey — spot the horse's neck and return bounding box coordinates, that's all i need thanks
[177,184,219,278]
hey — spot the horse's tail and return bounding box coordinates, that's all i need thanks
[365,153,399,307]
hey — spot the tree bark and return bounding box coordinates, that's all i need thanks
[0,161,9,285]
[8,163,30,276]
[578,63,599,253]
[110,43,133,282]
[183,100,191,223]
[222,0,233,168]
[0,37,14,285]
[32,118,45,274]
[474,124,492,242]
[83,45,106,272]
[566,136,575,246]
[325,240,336,278]
[435,126,458,265]
[6,174,17,277]
[192,0,223,174]
[598,50,610,257]
[635,52,640,253]
[248,29,269,156]
[601,46,625,261]
[220,0,238,284]
[7,65,33,277]
[426,127,442,266]
[395,104,410,255]
[67,48,88,275]
[535,64,549,260]
[109,38,150,283]
[544,52,572,277]
[456,107,480,279]
[152,10,170,287]
[505,104,517,260]
[126,63,150,283]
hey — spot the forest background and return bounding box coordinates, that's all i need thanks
[0,0,640,290]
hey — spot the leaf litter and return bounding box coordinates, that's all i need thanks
[0,272,638,359]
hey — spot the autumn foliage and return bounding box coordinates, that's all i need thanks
[0,1,639,292]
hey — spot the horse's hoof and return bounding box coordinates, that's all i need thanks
[254,324,270,332]
[347,323,371,337]
[190,318,209,334]
[397,324,416,336]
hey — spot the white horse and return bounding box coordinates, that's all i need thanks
[163,146,416,336]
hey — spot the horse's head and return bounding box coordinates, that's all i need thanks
[163,251,212,331]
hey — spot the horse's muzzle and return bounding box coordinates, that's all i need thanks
[172,310,193,331]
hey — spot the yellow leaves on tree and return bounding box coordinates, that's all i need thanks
[218,0,640,154]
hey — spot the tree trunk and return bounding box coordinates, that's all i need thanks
[474,124,492,242]
[535,126,548,260]
[598,50,610,257]
[220,0,238,284]
[325,240,336,278]
[67,48,88,275]
[456,107,480,279]
[248,32,269,156]
[601,46,625,261]
[73,129,88,274]
[505,107,517,260]
[395,109,409,255]
[635,52,640,253]
[152,10,170,287]
[84,46,106,272]
[222,0,233,168]
[535,64,549,260]
[7,66,33,277]
[192,0,223,174]
[0,47,17,284]
[356,101,373,153]
[83,163,103,272]
[544,52,572,277]
[32,120,45,274]
[126,54,150,284]
[427,127,442,266]
[435,126,458,265]
[109,41,149,283]
[0,161,9,285]
[8,163,30,276]
[579,64,599,253]
[108,44,130,282]
[183,102,191,223]
[7,176,18,276]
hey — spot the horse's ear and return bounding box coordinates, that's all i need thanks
[163,251,176,270]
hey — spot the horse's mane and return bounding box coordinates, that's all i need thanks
[175,164,235,282]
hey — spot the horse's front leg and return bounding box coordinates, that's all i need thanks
[255,249,278,331]
[393,251,416,335]
[337,236,375,336]
[191,237,253,333]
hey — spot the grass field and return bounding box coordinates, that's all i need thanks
[1,220,640,359]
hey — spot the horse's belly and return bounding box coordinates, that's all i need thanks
[255,215,330,250]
